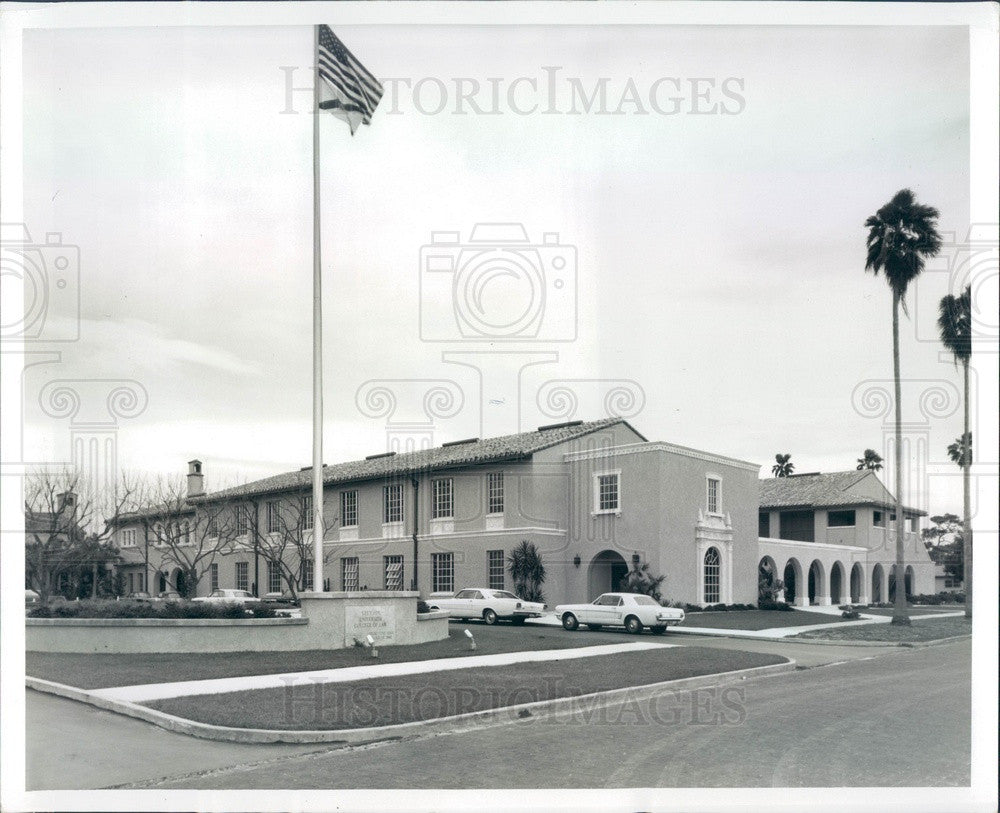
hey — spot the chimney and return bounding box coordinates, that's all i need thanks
[187,460,204,498]
[57,490,77,514]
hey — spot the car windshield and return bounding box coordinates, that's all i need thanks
[631,595,660,606]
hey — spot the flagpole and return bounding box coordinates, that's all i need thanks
[311,22,325,593]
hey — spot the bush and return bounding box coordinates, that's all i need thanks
[758,599,793,611]
[684,602,758,613]
[416,600,431,614]
[26,599,279,620]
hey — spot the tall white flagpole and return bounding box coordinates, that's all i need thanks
[311,23,325,592]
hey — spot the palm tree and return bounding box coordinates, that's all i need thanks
[771,454,794,477]
[865,188,942,625]
[856,449,884,471]
[507,540,546,603]
[939,285,972,619]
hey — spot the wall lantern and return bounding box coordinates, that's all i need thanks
[632,552,641,566]
[573,555,581,568]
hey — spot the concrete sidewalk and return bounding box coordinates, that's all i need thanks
[90,640,676,704]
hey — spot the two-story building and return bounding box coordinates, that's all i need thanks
[757,470,935,606]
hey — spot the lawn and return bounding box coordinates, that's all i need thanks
[144,646,787,730]
[792,616,971,643]
[27,626,622,690]
[677,610,846,631]
[858,606,964,617]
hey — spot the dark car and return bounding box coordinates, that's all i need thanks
[126,591,154,602]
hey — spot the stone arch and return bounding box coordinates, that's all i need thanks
[872,563,885,603]
[703,547,722,604]
[850,562,865,603]
[783,558,803,606]
[588,550,628,598]
[808,559,826,605]
[904,565,915,600]
[758,555,781,602]
[830,561,846,604]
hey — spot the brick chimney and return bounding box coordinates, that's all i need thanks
[57,490,77,514]
[187,460,204,498]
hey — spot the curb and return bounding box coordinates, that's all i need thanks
[26,659,795,745]
[786,633,972,648]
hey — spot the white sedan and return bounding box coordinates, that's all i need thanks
[191,589,260,604]
[427,588,546,625]
[555,592,685,635]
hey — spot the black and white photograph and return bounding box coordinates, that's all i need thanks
[1,2,997,811]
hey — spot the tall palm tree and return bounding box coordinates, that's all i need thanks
[865,188,942,626]
[856,449,884,471]
[939,286,972,619]
[771,453,794,477]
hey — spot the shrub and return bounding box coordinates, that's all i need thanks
[684,602,758,613]
[758,599,793,611]
[416,600,431,614]
[26,599,279,620]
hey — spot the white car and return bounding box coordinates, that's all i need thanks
[427,588,546,625]
[555,592,685,635]
[191,589,260,604]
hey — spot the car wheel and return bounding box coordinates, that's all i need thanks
[586,624,603,631]
[483,609,498,625]
[650,625,667,635]
[562,612,579,631]
[624,615,643,634]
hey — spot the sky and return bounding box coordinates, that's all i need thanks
[15,22,980,515]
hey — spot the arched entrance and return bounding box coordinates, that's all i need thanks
[830,561,845,604]
[871,563,884,603]
[588,550,628,598]
[172,568,188,597]
[158,571,167,593]
[904,566,914,600]
[808,560,825,605]
[850,563,864,603]
[758,556,780,601]
[783,559,802,605]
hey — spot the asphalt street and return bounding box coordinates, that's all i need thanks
[24,635,970,790]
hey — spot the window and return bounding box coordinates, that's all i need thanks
[208,517,220,537]
[595,472,620,513]
[758,513,770,538]
[873,510,884,527]
[383,484,403,524]
[704,547,721,604]
[488,549,505,590]
[384,555,404,590]
[488,473,504,515]
[707,478,721,514]
[137,572,144,592]
[827,510,856,527]
[268,561,281,594]
[432,478,454,519]
[235,561,249,592]
[342,557,359,591]
[267,501,281,533]
[431,552,454,593]
[121,529,136,547]
[341,490,358,527]
[235,505,249,537]
[128,573,134,593]
[300,558,314,590]
[302,495,314,530]
[210,563,219,591]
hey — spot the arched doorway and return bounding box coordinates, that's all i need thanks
[808,560,825,605]
[783,559,802,605]
[588,550,628,598]
[172,568,188,597]
[850,563,864,603]
[158,571,167,593]
[703,547,721,604]
[830,561,845,604]
[871,563,884,603]
[758,556,780,601]
[904,566,914,600]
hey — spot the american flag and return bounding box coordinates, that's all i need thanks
[316,24,383,135]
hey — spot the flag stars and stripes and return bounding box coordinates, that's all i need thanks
[316,24,384,135]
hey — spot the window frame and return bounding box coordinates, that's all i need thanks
[210,562,219,591]
[431,551,455,594]
[342,556,360,591]
[703,547,721,604]
[706,475,722,515]
[593,470,622,515]
[827,509,856,528]
[340,490,358,528]
[235,561,249,592]
[432,478,454,520]
[487,549,505,591]
[383,554,404,591]
[382,484,403,525]
[302,494,314,530]
[487,472,504,516]
[267,560,282,594]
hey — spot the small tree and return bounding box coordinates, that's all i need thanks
[247,490,330,601]
[507,540,546,603]
[771,454,794,477]
[921,513,964,587]
[758,559,785,602]
[621,560,666,603]
[856,449,884,471]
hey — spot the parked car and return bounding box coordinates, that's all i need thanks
[156,591,182,602]
[427,588,546,625]
[554,592,685,635]
[191,589,260,604]
[126,591,154,602]
[25,589,40,605]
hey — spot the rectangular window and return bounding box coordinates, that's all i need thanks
[488,473,504,515]
[596,472,620,513]
[268,561,281,594]
[302,494,314,530]
[137,572,144,592]
[235,561,249,592]
[341,490,358,527]
[827,510,856,527]
[488,549,505,591]
[342,557,359,591]
[384,555,404,591]
[300,558,314,590]
[707,478,720,514]
[432,478,454,519]
[267,501,281,533]
[208,517,220,537]
[873,510,884,527]
[383,484,403,524]
[210,562,219,591]
[431,552,454,593]
[758,513,770,538]
[235,506,249,537]
[128,573,134,593]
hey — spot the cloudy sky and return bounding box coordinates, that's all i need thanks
[17,21,979,514]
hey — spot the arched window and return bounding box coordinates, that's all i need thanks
[704,547,721,604]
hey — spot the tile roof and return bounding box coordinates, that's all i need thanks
[199,418,637,503]
[758,470,923,514]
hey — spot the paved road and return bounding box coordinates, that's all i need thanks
[25,637,969,790]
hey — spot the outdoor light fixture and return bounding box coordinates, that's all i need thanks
[464,628,476,650]
[366,633,378,658]
[632,552,641,566]
[573,555,581,568]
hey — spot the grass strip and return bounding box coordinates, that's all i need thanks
[792,616,971,642]
[677,610,846,631]
[143,646,787,730]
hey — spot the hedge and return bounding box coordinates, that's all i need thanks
[27,599,281,620]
